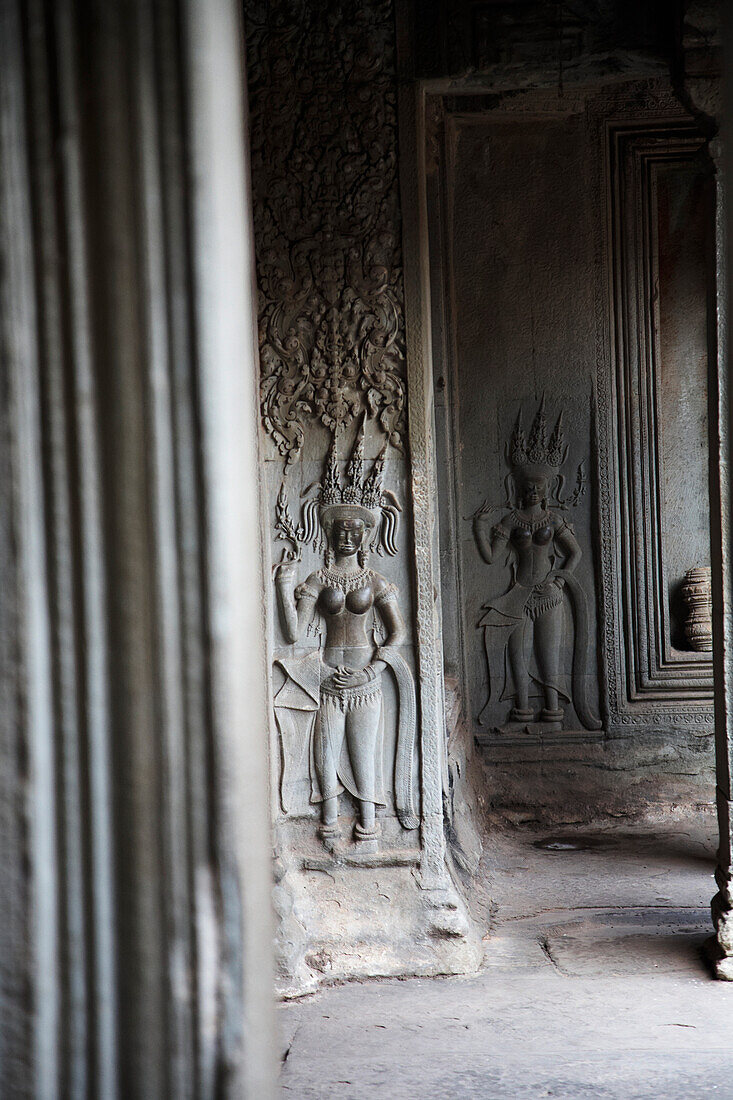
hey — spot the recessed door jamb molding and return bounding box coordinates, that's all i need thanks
[604,119,714,725]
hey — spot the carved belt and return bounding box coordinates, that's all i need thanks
[320,677,382,712]
[525,585,564,619]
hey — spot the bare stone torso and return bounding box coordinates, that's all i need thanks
[318,580,376,670]
[502,511,560,587]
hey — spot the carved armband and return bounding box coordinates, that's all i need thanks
[295,581,319,602]
[492,523,510,541]
[374,582,399,608]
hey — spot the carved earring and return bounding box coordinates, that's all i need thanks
[358,547,368,568]
[325,547,335,569]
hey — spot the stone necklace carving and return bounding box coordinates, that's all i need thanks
[510,508,551,532]
[317,565,372,593]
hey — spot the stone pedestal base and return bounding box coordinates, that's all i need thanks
[477,724,605,749]
[474,729,715,824]
[704,932,733,981]
[303,849,420,871]
[273,819,483,998]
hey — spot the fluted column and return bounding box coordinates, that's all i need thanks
[0,0,276,1093]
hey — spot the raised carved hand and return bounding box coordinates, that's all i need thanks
[275,560,297,587]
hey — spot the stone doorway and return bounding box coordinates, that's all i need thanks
[425,77,717,825]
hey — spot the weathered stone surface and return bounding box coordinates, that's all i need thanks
[274,822,481,999]
[0,0,279,1092]
[477,730,715,825]
[280,813,729,1099]
[444,678,485,880]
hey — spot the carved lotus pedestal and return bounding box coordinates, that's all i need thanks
[507,710,562,731]
[305,816,420,870]
[304,846,420,870]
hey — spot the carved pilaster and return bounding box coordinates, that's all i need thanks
[0,0,278,1091]
[246,1,480,991]
[424,95,445,177]
[707,133,733,979]
[594,89,715,731]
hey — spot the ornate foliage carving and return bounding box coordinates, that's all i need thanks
[245,1,407,465]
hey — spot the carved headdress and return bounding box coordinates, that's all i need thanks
[300,416,402,557]
[507,396,568,480]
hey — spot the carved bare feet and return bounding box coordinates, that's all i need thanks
[353,820,380,854]
[318,821,342,852]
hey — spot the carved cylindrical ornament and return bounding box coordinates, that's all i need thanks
[681,566,713,652]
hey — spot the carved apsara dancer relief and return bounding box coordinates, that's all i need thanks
[273,420,418,850]
[472,400,601,731]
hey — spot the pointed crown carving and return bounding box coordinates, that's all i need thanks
[276,414,402,559]
[320,415,387,515]
[508,397,568,473]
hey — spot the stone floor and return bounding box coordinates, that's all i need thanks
[279,812,733,1099]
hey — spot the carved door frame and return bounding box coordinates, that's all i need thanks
[407,76,716,740]
[602,118,716,726]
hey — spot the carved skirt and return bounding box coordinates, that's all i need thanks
[313,676,386,806]
[478,581,569,717]
[480,580,563,627]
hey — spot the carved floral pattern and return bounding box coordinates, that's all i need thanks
[245,0,407,465]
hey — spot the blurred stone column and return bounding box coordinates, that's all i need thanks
[0,0,277,1093]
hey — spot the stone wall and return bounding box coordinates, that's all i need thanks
[423,16,717,815]
[243,0,721,996]
[244,0,482,995]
